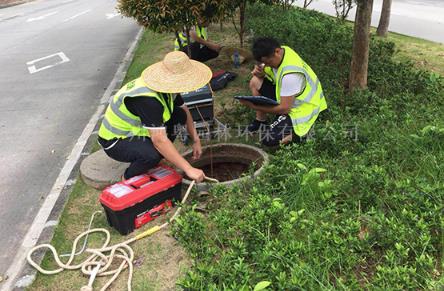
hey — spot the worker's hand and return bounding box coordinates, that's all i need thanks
[185,167,205,183]
[192,139,202,160]
[190,30,198,41]
[251,63,265,78]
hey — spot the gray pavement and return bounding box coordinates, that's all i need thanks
[0,0,139,278]
[295,0,444,43]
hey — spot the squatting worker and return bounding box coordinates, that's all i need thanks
[174,17,222,62]
[97,51,212,183]
[241,37,328,146]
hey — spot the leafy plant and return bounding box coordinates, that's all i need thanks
[333,0,354,20]
[173,3,444,290]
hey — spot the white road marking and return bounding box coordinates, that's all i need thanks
[26,52,70,74]
[26,11,58,22]
[106,12,120,19]
[63,9,91,22]
[0,27,144,291]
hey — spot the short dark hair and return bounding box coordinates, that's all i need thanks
[252,37,281,62]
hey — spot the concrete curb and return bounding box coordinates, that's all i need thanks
[1,27,144,291]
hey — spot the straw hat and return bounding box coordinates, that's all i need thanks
[142,51,212,93]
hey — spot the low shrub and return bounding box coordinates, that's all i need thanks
[173,3,444,290]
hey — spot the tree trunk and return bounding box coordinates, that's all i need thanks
[376,0,392,37]
[303,0,313,8]
[349,0,374,92]
[239,1,246,47]
[185,26,192,58]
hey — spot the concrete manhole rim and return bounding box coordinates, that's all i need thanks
[181,143,269,189]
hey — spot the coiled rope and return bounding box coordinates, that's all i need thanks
[27,176,218,291]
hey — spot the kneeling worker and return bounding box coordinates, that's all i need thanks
[241,37,327,146]
[98,51,212,183]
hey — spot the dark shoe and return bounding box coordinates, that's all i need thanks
[247,119,267,133]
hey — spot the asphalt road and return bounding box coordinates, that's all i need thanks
[0,0,139,277]
[296,0,444,43]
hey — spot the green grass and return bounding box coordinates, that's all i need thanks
[378,30,444,76]
[29,31,189,291]
[123,30,173,84]
[29,11,444,290]
[173,4,444,290]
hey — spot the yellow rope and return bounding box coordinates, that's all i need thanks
[27,176,217,291]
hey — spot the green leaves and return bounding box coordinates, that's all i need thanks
[253,281,271,291]
[172,3,443,290]
[118,0,237,33]
[301,167,327,186]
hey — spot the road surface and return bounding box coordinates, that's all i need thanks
[296,0,444,43]
[0,0,139,282]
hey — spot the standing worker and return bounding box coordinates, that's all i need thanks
[98,51,212,182]
[174,17,222,62]
[241,37,327,146]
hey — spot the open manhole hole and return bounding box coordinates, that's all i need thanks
[181,143,268,189]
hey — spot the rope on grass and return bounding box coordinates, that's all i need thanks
[27,176,218,291]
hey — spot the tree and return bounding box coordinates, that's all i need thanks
[117,0,235,56]
[376,0,392,37]
[278,0,297,10]
[271,0,312,9]
[233,0,248,47]
[333,0,354,20]
[349,0,374,91]
[303,0,315,8]
[231,0,276,47]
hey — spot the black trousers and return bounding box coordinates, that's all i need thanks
[102,107,187,179]
[258,79,305,147]
[181,42,219,62]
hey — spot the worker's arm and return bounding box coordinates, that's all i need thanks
[181,104,202,160]
[149,128,204,182]
[190,30,221,52]
[240,95,295,115]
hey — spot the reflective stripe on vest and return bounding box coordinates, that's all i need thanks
[174,33,188,51]
[174,26,207,51]
[264,46,327,136]
[98,78,174,140]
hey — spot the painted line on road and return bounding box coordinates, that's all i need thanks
[26,11,58,22]
[26,52,70,74]
[0,27,144,291]
[106,12,120,19]
[63,9,91,22]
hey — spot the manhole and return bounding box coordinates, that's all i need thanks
[181,143,269,190]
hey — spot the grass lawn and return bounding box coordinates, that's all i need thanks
[377,30,444,76]
[29,18,443,290]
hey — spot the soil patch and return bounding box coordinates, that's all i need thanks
[197,161,250,182]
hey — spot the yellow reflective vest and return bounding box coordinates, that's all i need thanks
[174,26,208,51]
[98,77,174,140]
[263,46,327,137]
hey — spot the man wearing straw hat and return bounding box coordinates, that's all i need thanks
[97,51,212,183]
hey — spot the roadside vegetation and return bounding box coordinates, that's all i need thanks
[30,3,443,291]
[173,4,444,290]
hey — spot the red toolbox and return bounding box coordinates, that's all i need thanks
[99,165,182,235]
